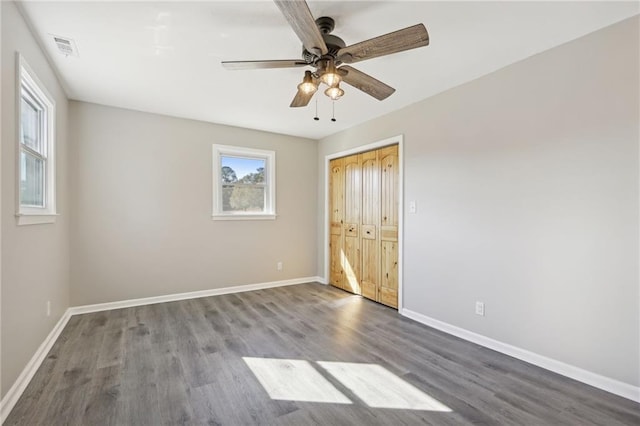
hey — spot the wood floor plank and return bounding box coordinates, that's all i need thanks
[5,283,639,425]
[80,365,121,426]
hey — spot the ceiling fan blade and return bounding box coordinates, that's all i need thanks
[274,0,328,56]
[222,60,309,70]
[339,65,395,101]
[290,89,315,108]
[337,24,429,64]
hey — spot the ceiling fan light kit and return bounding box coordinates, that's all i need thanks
[222,0,429,108]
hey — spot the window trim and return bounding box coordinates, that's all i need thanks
[16,53,57,225]
[212,144,276,221]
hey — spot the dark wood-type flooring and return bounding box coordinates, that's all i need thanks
[6,283,640,425]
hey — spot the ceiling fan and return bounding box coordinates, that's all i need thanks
[221,0,430,108]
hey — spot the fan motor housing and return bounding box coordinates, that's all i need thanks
[302,17,346,65]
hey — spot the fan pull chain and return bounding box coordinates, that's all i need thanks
[331,101,337,122]
[314,99,319,121]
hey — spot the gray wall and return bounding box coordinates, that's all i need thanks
[69,101,318,306]
[1,1,71,397]
[318,17,639,387]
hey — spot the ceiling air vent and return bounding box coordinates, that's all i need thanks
[51,35,79,57]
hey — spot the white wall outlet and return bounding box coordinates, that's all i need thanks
[277,261,283,271]
[409,200,417,214]
[46,301,51,317]
[475,301,485,316]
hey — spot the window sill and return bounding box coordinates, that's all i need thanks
[212,214,276,221]
[16,213,58,226]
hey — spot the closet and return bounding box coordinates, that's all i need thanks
[329,144,399,308]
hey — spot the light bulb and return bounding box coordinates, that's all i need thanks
[321,72,340,87]
[325,85,344,100]
[320,61,341,87]
[298,81,317,95]
[297,70,317,95]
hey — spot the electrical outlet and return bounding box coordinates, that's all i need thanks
[409,200,417,214]
[277,261,283,271]
[475,301,485,316]
[46,301,51,317]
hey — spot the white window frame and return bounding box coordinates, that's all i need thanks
[212,144,276,220]
[16,54,57,225]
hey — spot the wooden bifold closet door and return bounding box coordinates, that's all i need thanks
[328,144,399,308]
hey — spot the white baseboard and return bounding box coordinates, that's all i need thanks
[1,277,322,423]
[1,309,72,423]
[69,276,322,315]
[401,308,640,403]
[311,276,325,285]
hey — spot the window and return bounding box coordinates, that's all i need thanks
[212,145,276,220]
[17,54,56,225]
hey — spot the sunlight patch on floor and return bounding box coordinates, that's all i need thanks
[244,357,452,412]
[317,361,452,411]
[243,357,352,404]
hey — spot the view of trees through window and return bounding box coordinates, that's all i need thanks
[221,156,266,212]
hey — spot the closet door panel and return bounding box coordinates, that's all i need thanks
[343,232,361,294]
[360,150,379,301]
[380,241,398,308]
[379,145,399,307]
[329,234,343,288]
[328,158,344,289]
[380,145,399,229]
[343,154,361,295]
[361,242,377,300]
[343,154,361,230]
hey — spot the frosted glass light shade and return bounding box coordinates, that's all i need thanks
[325,86,344,100]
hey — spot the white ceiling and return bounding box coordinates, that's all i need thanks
[18,1,639,140]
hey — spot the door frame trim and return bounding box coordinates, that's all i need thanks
[323,135,404,311]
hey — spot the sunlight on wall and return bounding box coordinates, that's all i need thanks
[318,362,452,411]
[243,357,352,404]
[243,357,452,412]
